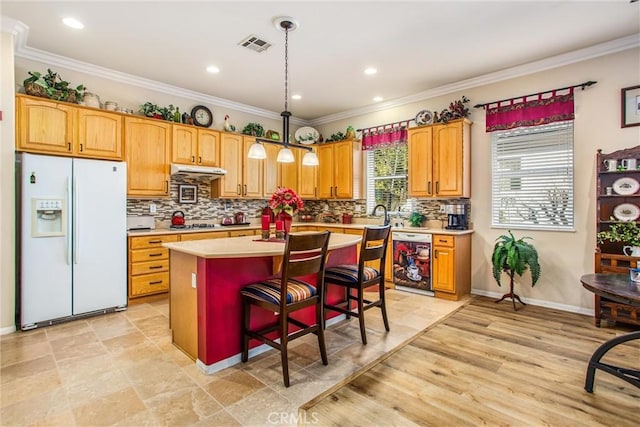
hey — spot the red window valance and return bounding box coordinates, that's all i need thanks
[361,121,410,150]
[485,88,574,132]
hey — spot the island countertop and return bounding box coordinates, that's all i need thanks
[163,232,362,258]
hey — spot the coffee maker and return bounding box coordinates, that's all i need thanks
[444,203,468,230]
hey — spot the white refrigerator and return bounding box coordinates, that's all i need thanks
[18,153,127,329]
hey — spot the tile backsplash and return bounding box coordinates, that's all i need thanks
[127,175,469,225]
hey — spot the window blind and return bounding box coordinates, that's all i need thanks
[491,121,574,230]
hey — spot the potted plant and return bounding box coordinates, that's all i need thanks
[597,219,640,257]
[23,69,86,103]
[491,230,541,311]
[241,122,265,137]
[139,102,162,119]
[408,211,426,227]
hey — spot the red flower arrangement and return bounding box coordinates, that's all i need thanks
[269,187,304,216]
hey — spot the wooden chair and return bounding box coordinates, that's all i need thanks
[240,231,331,387]
[323,225,391,345]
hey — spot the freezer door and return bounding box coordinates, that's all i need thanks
[72,159,127,314]
[20,153,73,327]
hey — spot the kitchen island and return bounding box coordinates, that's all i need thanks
[164,232,361,373]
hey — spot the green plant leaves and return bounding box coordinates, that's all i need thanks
[491,230,540,287]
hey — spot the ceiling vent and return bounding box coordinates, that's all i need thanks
[238,34,272,53]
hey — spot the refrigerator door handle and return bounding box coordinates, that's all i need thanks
[73,176,79,264]
[66,176,72,265]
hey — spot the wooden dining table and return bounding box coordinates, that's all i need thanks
[580,273,640,393]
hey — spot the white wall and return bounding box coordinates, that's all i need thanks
[1,31,16,333]
[318,48,640,313]
[2,45,639,333]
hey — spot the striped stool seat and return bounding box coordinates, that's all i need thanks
[325,265,380,284]
[241,278,317,305]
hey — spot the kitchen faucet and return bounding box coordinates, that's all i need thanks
[372,204,390,226]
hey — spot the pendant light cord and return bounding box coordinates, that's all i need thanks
[284,26,289,113]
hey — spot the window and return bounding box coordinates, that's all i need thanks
[491,121,574,230]
[365,144,411,214]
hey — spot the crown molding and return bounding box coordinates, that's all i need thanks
[6,17,309,126]
[309,34,640,126]
[4,15,637,127]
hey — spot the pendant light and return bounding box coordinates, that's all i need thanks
[247,16,319,166]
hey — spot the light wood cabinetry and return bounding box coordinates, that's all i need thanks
[432,233,471,300]
[125,117,171,197]
[16,94,123,160]
[179,231,229,241]
[263,143,281,195]
[297,148,317,199]
[593,147,640,327]
[317,139,361,199]
[128,234,178,299]
[172,125,219,166]
[408,118,471,198]
[212,133,263,198]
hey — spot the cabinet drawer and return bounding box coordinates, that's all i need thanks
[180,231,229,241]
[130,234,179,249]
[130,259,169,276]
[228,229,257,237]
[130,247,169,262]
[130,272,169,296]
[433,235,454,247]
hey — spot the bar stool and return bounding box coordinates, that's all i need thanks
[240,231,331,387]
[323,225,391,345]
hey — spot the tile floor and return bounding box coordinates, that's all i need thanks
[0,290,466,426]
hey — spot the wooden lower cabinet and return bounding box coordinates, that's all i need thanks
[432,234,471,300]
[128,234,178,299]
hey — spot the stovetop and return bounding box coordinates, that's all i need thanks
[170,223,222,230]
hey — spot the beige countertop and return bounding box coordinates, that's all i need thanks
[128,221,473,237]
[162,232,361,258]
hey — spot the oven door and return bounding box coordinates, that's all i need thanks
[392,233,433,296]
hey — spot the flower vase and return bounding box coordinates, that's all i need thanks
[277,212,293,236]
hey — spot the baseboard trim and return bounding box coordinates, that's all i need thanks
[0,325,17,335]
[470,289,593,316]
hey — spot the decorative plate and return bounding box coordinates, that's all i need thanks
[415,109,434,126]
[613,203,640,222]
[612,177,640,195]
[295,127,319,145]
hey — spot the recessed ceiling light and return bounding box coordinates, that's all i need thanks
[206,65,220,74]
[364,67,377,75]
[291,94,302,100]
[62,17,84,29]
[373,96,384,102]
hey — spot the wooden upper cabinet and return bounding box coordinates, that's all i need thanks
[280,148,299,191]
[172,125,198,164]
[16,95,123,160]
[263,143,281,196]
[172,125,219,166]
[317,139,361,199]
[297,148,317,199]
[197,129,219,166]
[76,109,123,159]
[125,117,171,197]
[243,136,264,198]
[212,132,244,197]
[408,119,471,198]
[17,95,75,154]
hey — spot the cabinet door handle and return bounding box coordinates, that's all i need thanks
[79,143,83,152]
[438,239,448,243]
[314,187,317,198]
[428,181,432,195]
[436,181,439,194]
[330,187,333,197]
[191,155,195,163]
[67,142,72,151]
[149,239,162,244]
[148,253,163,257]
[198,156,202,163]
[237,184,241,195]
[165,181,169,193]
[244,184,247,196]
[434,249,438,259]
[334,186,338,197]
[149,265,163,270]
[149,280,163,285]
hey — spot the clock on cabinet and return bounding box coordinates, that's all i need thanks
[190,105,213,128]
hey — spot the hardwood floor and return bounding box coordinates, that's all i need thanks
[301,296,639,426]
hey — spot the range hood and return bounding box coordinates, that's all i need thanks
[170,164,227,179]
